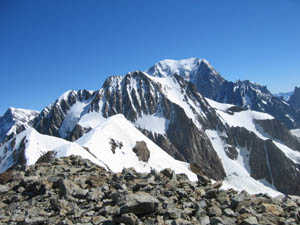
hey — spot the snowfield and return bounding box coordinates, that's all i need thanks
[76,114,197,181]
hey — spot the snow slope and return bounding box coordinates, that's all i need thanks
[76,114,197,181]
[206,130,281,197]
[0,127,106,174]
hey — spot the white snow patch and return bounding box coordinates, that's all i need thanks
[285,114,295,123]
[205,98,234,111]
[78,112,107,129]
[135,114,169,135]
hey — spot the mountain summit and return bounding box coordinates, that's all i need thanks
[148,58,300,129]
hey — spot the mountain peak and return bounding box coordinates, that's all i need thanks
[146,57,218,79]
[2,107,39,121]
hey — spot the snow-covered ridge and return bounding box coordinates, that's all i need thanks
[76,114,197,180]
[0,114,197,181]
[0,127,106,174]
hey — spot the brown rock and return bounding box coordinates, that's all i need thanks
[133,141,150,162]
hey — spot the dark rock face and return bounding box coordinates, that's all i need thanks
[255,119,300,152]
[265,140,300,195]
[289,87,300,111]
[133,141,150,162]
[34,89,94,137]
[1,155,300,225]
[166,104,226,180]
[227,126,300,196]
[190,60,225,101]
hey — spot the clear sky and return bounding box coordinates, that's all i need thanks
[1,0,300,115]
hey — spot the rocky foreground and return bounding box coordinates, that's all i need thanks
[0,155,299,225]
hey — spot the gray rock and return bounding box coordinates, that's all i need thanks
[113,213,139,225]
[133,141,150,162]
[120,192,159,215]
[198,216,210,225]
[166,208,182,219]
[223,208,236,217]
[210,216,224,225]
[0,184,9,194]
[208,205,222,217]
[240,216,259,225]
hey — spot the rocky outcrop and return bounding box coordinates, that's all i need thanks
[0,155,299,225]
[133,141,150,162]
[68,124,92,141]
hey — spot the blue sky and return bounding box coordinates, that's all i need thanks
[1,0,300,114]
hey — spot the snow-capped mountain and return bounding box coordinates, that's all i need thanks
[0,107,39,144]
[148,58,299,129]
[0,57,300,197]
[34,72,226,180]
